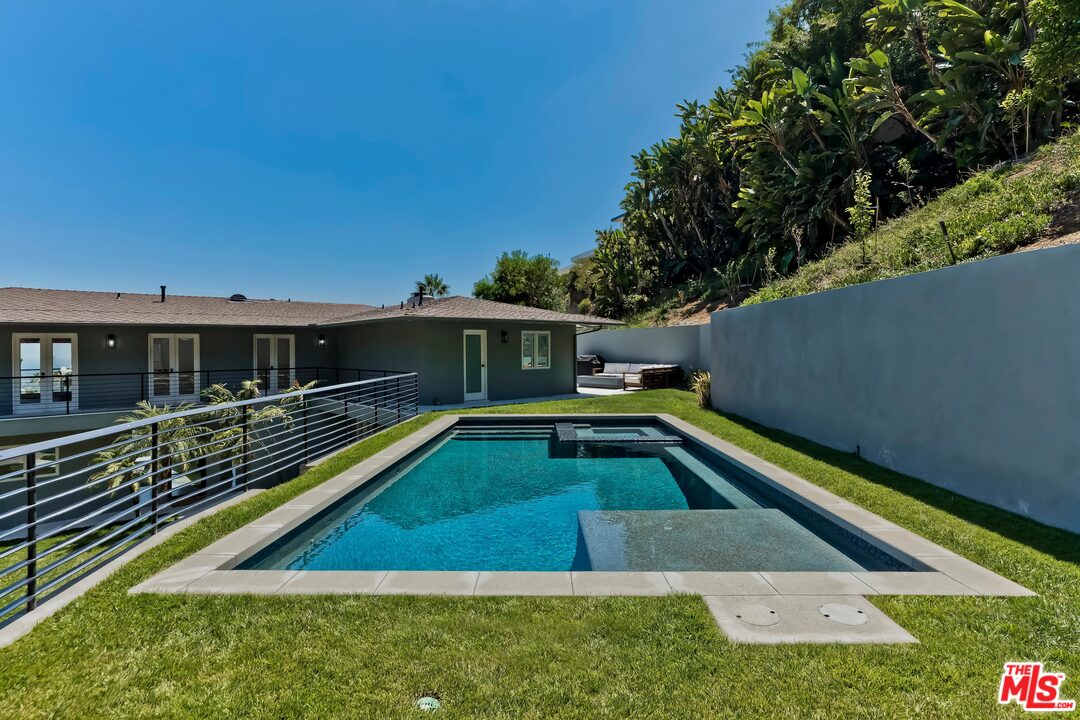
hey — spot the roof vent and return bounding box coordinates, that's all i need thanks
[229,293,248,302]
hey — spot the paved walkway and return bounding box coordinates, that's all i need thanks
[418,385,635,413]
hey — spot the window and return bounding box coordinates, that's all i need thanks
[0,446,61,482]
[521,330,551,370]
[147,334,200,399]
[11,333,78,411]
[253,335,295,392]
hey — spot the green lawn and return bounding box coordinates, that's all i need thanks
[0,390,1076,718]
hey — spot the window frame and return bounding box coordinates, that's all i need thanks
[520,330,552,371]
[0,445,62,483]
[11,332,80,412]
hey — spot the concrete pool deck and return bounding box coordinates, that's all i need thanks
[132,413,1035,644]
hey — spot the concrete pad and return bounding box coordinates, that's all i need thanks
[823,506,900,531]
[664,572,777,596]
[246,506,311,528]
[794,489,856,508]
[474,572,573,596]
[278,570,388,595]
[852,571,976,595]
[129,554,233,593]
[862,528,956,559]
[705,595,917,644]
[571,572,671,596]
[185,570,296,594]
[376,571,479,595]
[760,571,877,595]
[922,556,1036,596]
[199,526,280,557]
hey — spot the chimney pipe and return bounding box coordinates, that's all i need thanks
[160,285,166,302]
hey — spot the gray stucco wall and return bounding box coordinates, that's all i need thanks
[710,244,1080,534]
[0,324,338,416]
[337,319,577,405]
[577,324,710,373]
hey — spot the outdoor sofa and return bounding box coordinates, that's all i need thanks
[577,362,682,390]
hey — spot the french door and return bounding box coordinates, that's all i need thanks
[254,335,294,393]
[148,334,200,402]
[11,334,78,414]
[462,329,487,401]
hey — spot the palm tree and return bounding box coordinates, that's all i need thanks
[416,273,450,297]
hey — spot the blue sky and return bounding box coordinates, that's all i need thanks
[0,1,773,305]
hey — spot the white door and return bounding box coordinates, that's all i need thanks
[148,334,200,402]
[12,334,78,414]
[462,329,487,402]
[254,335,295,393]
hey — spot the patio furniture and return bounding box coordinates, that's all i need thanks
[577,362,682,390]
[576,354,605,377]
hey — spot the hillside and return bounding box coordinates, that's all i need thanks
[745,131,1080,306]
[623,131,1080,326]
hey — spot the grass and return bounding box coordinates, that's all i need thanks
[0,389,1077,718]
[746,131,1080,305]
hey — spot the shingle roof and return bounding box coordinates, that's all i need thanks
[324,295,622,327]
[0,287,373,327]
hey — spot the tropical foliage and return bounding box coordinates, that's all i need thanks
[580,0,1078,318]
[473,250,567,311]
[415,273,450,297]
[90,378,317,496]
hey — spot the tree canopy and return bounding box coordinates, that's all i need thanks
[416,273,450,297]
[473,250,566,311]
[579,0,1078,318]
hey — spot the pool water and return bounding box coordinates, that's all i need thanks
[243,422,911,572]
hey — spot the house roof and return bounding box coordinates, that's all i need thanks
[0,288,621,329]
[323,295,622,328]
[0,287,374,327]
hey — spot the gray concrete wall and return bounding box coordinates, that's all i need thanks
[710,244,1080,534]
[0,324,340,416]
[337,319,577,405]
[577,324,710,373]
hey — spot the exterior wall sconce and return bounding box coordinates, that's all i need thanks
[317,335,326,347]
[501,331,509,344]
[106,334,117,349]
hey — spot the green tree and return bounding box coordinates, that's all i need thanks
[415,273,450,297]
[473,250,567,311]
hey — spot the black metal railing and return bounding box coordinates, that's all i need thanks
[0,366,406,418]
[0,372,419,622]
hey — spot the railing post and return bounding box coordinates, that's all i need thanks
[302,400,310,462]
[65,375,71,415]
[344,389,350,443]
[150,421,160,534]
[241,404,250,486]
[141,372,147,403]
[25,452,37,612]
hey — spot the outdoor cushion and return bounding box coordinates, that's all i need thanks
[603,363,630,374]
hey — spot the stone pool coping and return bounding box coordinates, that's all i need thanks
[131,414,1034,600]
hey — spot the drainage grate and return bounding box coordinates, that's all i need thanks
[819,602,869,626]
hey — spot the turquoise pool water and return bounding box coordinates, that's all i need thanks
[243,422,910,572]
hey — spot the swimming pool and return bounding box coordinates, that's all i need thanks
[241,418,913,573]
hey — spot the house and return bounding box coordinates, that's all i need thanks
[0,285,619,437]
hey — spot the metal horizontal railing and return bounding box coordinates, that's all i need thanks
[0,371,419,622]
[0,366,406,418]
